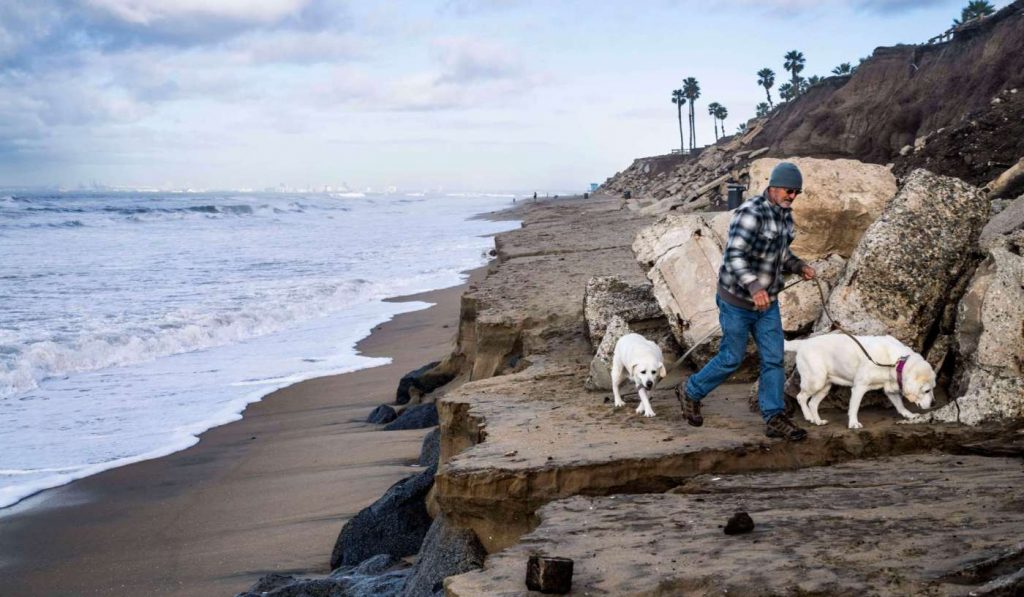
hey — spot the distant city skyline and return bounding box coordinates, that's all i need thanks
[0,0,1011,191]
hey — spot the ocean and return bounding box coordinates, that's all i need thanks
[0,191,519,509]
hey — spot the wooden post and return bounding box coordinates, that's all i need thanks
[526,554,574,594]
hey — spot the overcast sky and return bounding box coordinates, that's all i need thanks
[0,0,1011,192]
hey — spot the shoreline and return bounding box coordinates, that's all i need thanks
[0,266,487,597]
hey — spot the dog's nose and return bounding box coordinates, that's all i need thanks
[645,381,653,389]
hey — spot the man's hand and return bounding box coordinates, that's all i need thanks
[801,265,816,280]
[752,289,770,311]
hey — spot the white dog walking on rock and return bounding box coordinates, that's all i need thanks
[610,333,667,417]
[784,334,936,429]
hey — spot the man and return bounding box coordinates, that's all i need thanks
[675,161,816,441]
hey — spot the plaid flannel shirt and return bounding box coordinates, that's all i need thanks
[718,191,807,310]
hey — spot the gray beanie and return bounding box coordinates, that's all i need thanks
[768,162,803,190]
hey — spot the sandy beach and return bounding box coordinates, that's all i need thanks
[0,268,483,597]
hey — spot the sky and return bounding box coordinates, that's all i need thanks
[0,0,1013,192]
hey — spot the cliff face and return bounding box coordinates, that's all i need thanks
[753,0,1024,166]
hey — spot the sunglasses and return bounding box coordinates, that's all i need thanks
[783,188,801,197]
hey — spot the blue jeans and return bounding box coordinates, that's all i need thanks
[684,295,785,422]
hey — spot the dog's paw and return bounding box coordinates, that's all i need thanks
[641,409,656,417]
[848,420,863,429]
[813,419,829,426]
[613,399,626,408]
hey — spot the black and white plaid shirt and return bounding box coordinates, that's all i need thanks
[718,192,807,310]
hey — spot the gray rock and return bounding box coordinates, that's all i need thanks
[367,404,397,425]
[582,276,665,347]
[330,464,437,568]
[980,194,1024,247]
[418,428,440,468]
[815,169,988,351]
[925,231,1024,425]
[383,403,438,431]
[401,515,487,597]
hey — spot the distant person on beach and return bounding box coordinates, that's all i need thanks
[675,162,816,442]
[533,191,537,201]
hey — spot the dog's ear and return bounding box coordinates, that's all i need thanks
[630,363,639,376]
[658,364,667,378]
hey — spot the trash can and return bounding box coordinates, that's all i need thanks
[727,184,745,210]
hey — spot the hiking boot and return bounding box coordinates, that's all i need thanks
[675,385,704,427]
[765,414,807,442]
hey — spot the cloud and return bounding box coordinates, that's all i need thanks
[432,37,522,83]
[718,0,947,16]
[82,0,313,26]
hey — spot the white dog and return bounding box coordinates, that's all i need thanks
[611,333,667,417]
[784,334,936,429]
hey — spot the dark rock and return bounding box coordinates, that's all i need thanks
[525,554,574,594]
[330,464,437,569]
[383,403,438,431]
[418,428,441,468]
[344,569,411,597]
[235,577,344,597]
[724,511,755,535]
[367,404,397,425]
[396,361,454,405]
[352,553,402,576]
[401,515,487,597]
[236,573,296,595]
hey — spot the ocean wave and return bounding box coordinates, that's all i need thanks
[0,277,398,398]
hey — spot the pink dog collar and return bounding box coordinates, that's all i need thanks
[896,355,910,391]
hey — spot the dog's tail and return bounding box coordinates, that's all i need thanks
[783,339,804,353]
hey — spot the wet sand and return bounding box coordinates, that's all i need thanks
[0,269,482,597]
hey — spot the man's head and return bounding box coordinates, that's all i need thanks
[766,162,803,209]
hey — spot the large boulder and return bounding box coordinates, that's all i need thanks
[632,213,724,366]
[814,169,989,351]
[926,230,1024,425]
[329,464,437,568]
[582,276,664,347]
[383,403,438,431]
[743,157,896,261]
[401,515,486,597]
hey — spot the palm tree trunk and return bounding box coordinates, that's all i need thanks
[677,104,684,152]
[764,86,773,108]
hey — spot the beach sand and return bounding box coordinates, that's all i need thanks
[0,269,482,597]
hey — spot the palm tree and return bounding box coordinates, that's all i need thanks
[707,102,722,141]
[756,102,771,117]
[714,104,728,138]
[682,77,701,151]
[832,62,853,76]
[737,123,747,134]
[671,88,686,152]
[757,68,775,108]
[778,82,795,102]
[783,50,805,98]
[953,0,995,25]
